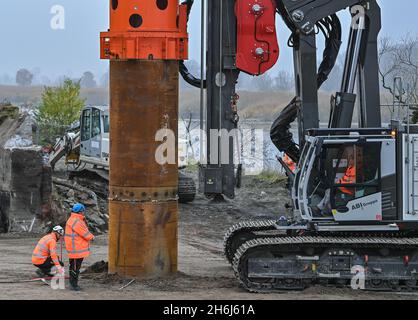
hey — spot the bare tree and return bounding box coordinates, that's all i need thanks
[273,70,294,91]
[379,37,402,98]
[253,73,273,92]
[378,35,418,122]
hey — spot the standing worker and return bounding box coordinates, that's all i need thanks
[65,203,95,291]
[32,226,65,277]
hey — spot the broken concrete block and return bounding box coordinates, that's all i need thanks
[0,104,52,233]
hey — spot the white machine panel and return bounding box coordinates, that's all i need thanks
[403,134,418,220]
[333,193,382,222]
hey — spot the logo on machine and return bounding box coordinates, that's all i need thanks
[334,193,382,222]
[351,202,363,211]
[351,199,378,211]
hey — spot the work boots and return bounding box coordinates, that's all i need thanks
[69,269,81,291]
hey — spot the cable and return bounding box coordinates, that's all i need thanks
[180,0,207,89]
[180,61,207,88]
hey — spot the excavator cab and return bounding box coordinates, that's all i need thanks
[80,106,110,167]
[293,129,396,223]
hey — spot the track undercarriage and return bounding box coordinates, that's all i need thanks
[224,220,418,292]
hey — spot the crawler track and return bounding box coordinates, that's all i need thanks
[223,220,279,264]
[232,236,418,293]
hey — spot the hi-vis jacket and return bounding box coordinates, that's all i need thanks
[338,166,356,196]
[283,154,296,173]
[65,213,94,259]
[32,233,61,267]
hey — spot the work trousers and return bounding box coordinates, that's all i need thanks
[34,257,64,276]
[69,258,84,287]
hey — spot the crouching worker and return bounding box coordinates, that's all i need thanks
[65,203,95,291]
[32,226,65,278]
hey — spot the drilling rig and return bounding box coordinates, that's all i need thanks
[180,0,418,291]
[98,0,418,291]
[217,0,418,292]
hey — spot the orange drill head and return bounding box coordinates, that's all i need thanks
[101,0,189,60]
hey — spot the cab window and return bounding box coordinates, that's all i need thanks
[91,109,101,138]
[103,115,109,133]
[81,109,91,141]
[330,143,380,209]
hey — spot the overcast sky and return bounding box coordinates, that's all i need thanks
[0,0,417,82]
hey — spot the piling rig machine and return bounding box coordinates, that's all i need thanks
[180,0,418,291]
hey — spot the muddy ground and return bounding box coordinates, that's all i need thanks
[0,174,417,300]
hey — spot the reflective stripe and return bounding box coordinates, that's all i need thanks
[32,253,47,259]
[71,220,78,251]
[67,248,90,254]
[37,242,49,251]
[64,234,80,238]
[66,216,91,256]
[35,246,48,256]
[35,240,50,256]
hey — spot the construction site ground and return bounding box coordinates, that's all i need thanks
[1,174,418,300]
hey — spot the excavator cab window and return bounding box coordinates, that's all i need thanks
[103,115,109,133]
[309,141,381,217]
[330,143,381,211]
[81,109,91,142]
[91,109,101,138]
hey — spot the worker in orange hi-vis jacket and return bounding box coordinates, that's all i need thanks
[283,153,296,173]
[338,150,356,197]
[32,226,65,278]
[65,203,95,291]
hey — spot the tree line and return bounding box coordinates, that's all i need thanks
[7,69,107,88]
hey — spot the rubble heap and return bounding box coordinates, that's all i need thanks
[52,177,108,234]
[0,102,52,233]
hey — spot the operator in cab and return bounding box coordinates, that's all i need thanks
[336,148,357,200]
[313,147,358,215]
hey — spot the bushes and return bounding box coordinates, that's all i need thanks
[35,79,85,145]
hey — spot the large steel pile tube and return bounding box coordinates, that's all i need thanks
[101,0,188,278]
[108,60,179,277]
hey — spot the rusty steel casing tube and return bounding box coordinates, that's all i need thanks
[108,60,179,277]
[101,0,188,278]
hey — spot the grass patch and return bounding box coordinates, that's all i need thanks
[255,171,287,184]
[0,102,19,126]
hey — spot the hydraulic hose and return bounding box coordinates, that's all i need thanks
[180,0,207,89]
[271,6,342,162]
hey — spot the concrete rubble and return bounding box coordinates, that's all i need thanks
[0,102,108,234]
[52,177,108,234]
[0,102,51,233]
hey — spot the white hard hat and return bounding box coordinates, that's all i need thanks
[52,226,64,236]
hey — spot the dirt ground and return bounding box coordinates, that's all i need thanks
[1,175,418,300]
